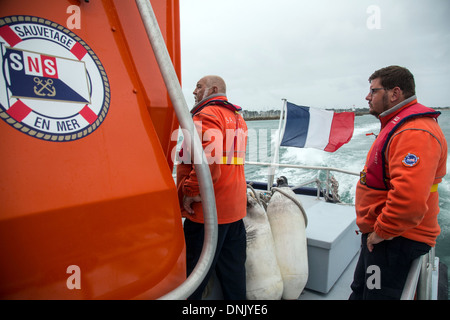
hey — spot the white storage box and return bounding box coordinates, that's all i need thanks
[302,198,360,293]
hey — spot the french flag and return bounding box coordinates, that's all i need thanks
[280,102,355,152]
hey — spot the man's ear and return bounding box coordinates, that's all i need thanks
[390,86,404,103]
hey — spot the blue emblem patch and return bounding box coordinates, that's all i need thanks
[402,153,420,167]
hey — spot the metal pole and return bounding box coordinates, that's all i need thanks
[417,249,433,300]
[135,0,218,300]
[400,254,423,300]
[267,99,286,190]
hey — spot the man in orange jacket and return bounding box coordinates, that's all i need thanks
[350,66,447,299]
[176,75,248,299]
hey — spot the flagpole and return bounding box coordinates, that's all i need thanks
[267,98,287,190]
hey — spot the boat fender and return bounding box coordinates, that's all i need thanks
[243,186,283,300]
[266,176,309,300]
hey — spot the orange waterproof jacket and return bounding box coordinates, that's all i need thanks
[355,97,447,246]
[176,95,248,224]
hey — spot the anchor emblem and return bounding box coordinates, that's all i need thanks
[34,77,56,97]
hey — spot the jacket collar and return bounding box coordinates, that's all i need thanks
[379,95,417,128]
[190,94,241,116]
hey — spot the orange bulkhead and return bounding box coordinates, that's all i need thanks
[0,0,185,299]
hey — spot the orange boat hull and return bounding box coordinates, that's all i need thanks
[0,0,185,299]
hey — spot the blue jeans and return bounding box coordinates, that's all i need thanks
[184,219,247,300]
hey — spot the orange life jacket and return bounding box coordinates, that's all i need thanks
[361,101,440,189]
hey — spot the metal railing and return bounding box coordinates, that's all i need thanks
[136,0,218,300]
[245,161,359,202]
[401,247,436,300]
[245,161,360,176]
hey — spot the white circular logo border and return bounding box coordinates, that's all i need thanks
[0,15,110,142]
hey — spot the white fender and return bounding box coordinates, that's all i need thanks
[266,176,308,300]
[243,191,283,300]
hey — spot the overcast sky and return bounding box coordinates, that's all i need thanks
[179,0,450,111]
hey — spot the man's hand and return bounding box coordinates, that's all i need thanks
[367,232,393,252]
[183,195,202,215]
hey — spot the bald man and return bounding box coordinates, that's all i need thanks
[193,75,227,104]
[177,75,248,299]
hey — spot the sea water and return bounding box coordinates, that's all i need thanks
[244,110,450,299]
[173,110,450,298]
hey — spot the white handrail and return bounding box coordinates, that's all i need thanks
[246,161,358,202]
[401,254,424,300]
[135,0,218,300]
[246,161,360,176]
[401,248,436,300]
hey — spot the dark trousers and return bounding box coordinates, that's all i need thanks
[349,233,431,300]
[184,219,247,300]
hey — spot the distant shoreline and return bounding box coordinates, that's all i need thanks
[243,112,369,121]
[243,116,280,121]
[242,107,450,121]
